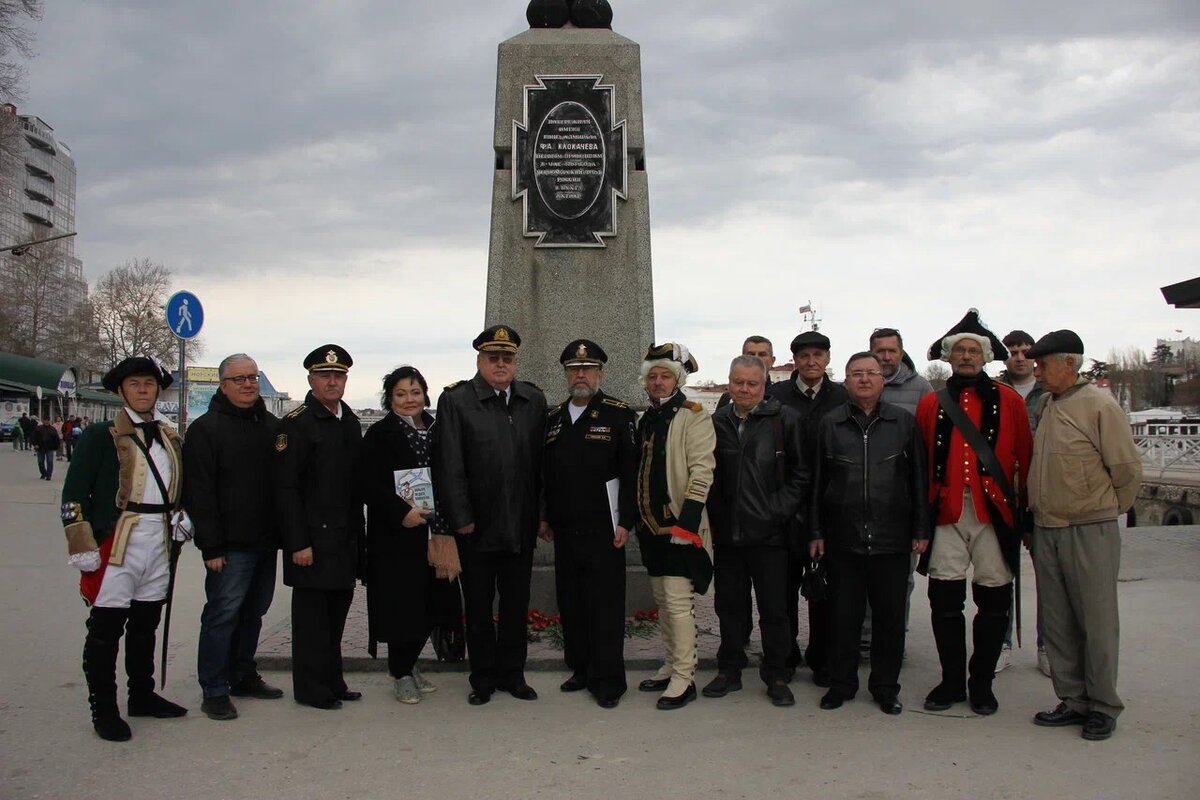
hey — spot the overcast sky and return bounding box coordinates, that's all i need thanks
[19,0,1200,407]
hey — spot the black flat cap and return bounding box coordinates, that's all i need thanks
[790,331,831,353]
[102,356,173,393]
[644,342,699,373]
[304,344,353,373]
[561,339,607,367]
[474,325,521,353]
[1026,330,1085,359]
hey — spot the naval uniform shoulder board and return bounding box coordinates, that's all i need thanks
[600,397,629,410]
[683,400,704,413]
[547,406,562,417]
[285,405,307,420]
[444,380,467,392]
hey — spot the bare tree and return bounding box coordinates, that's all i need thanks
[923,362,950,390]
[91,258,203,369]
[0,236,61,355]
[0,0,41,103]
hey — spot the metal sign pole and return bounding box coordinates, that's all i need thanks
[178,338,187,433]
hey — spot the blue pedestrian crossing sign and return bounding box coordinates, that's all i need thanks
[166,291,204,340]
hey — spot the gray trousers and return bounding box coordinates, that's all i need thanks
[1031,520,1124,719]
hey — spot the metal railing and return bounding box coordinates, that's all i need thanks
[1134,433,1200,481]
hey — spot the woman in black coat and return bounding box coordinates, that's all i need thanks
[361,366,454,703]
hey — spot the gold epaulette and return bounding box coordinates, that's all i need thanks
[285,405,307,420]
[444,380,467,392]
[683,400,704,413]
[601,397,629,409]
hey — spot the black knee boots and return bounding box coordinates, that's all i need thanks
[83,607,131,741]
[924,579,967,711]
[124,600,187,719]
[968,583,1013,715]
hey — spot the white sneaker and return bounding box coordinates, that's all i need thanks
[1037,645,1052,677]
[394,676,421,704]
[995,644,1012,673]
[412,665,437,693]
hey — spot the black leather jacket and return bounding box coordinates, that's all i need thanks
[707,397,809,548]
[810,401,929,555]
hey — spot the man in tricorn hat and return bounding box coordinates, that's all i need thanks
[62,356,189,741]
[541,339,638,708]
[1026,330,1141,741]
[275,344,364,710]
[915,309,1032,716]
[433,325,547,705]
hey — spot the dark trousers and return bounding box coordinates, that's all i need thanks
[555,530,627,700]
[290,587,353,705]
[827,551,909,700]
[786,555,830,673]
[714,543,790,684]
[37,448,54,478]
[457,540,534,693]
[197,550,278,699]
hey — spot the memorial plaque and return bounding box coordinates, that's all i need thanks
[513,75,627,247]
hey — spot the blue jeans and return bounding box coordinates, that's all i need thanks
[37,448,54,478]
[197,550,278,699]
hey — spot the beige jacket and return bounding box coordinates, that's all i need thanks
[1028,378,1142,528]
[664,401,717,555]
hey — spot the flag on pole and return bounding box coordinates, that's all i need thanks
[798,304,812,315]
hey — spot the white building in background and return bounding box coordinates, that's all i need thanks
[0,103,87,325]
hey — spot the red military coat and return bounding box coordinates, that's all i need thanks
[915,380,1032,529]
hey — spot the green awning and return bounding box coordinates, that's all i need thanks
[0,351,73,393]
[75,387,120,403]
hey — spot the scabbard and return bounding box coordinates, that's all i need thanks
[160,537,183,687]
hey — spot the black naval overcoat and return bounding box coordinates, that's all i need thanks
[275,391,365,589]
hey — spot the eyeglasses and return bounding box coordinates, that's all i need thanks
[847,370,883,379]
[222,374,261,385]
[485,354,515,365]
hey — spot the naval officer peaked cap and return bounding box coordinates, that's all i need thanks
[561,339,607,367]
[304,344,353,373]
[474,325,521,353]
[1026,329,1086,359]
[103,356,174,392]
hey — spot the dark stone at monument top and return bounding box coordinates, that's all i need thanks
[527,0,613,29]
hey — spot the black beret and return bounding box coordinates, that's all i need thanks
[304,344,353,373]
[561,339,607,367]
[1026,329,1085,359]
[102,356,173,393]
[790,330,831,353]
[474,325,521,353]
[644,342,698,373]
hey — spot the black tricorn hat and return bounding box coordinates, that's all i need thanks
[644,342,698,374]
[927,308,1006,362]
[102,356,173,393]
[1026,330,1086,359]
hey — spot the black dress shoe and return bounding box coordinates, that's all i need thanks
[701,673,742,698]
[1034,702,1088,727]
[596,696,620,709]
[638,676,670,692]
[812,669,831,688]
[560,674,588,693]
[468,690,492,706]
[201,695,239,721]
[302,698,343,710]
[876,698,903,715]
[92,711,132,742]
[505,683,538,701]
[231,673,284,700]
[337,690,362,702]
[767,682,795,707]
[819,689,846,710]
[1082,712,1116,741]
[656,683,696,710]
[923,683,967,712]
[969,688,999,716]
[127,693,188,718]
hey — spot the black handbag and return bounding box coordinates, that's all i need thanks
[800,559,827,602]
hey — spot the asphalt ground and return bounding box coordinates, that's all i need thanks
[1,447,1197,800]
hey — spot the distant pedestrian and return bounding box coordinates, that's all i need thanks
[62,416,76,461]
[11,416,24,450]
[53,416,65,461]
[1027,330,1142,742]
[32,418,60,480]
[19,413,35,451]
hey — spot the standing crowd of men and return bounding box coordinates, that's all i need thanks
[56,308,1142,744]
